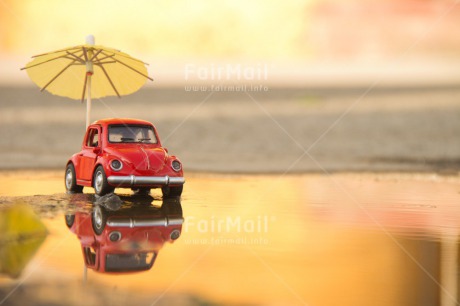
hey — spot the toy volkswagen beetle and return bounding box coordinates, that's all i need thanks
[65,197,183,274]
[65,118,184,197]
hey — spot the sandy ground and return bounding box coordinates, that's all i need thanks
[1,85,460,173]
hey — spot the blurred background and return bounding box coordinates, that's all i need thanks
[1,0,460,173]
[2,3,460,305]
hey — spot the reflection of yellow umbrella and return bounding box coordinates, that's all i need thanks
[22,35,153,127]
[0,204,47,278]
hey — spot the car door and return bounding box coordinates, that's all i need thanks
[78,126,101,182]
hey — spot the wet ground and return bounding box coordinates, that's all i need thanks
[1,171,460,306]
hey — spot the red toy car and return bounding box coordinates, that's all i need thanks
[65,198,183,274]
[65,118,184,196]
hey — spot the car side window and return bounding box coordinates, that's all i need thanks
[86,128,99,147]
[84,247,97,266]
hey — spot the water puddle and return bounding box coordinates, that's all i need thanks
[0,172,460,306]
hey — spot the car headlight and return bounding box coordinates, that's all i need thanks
[171,160,181,172]
[109,231,122,242]
[110,159,123,171]
[170,229,181,240]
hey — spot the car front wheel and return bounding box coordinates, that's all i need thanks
[65,163,83,193]
[93,166,114,196]
[92,205,107,235]
[162,185,183,198]
[65,214,75,228]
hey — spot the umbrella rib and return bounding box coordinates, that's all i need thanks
[94,53,115,62]
[100,51,153,81]
[64,56,80,61]
[22,49,84,70]
[90,49,103,61]
[32,45,81,58]
[95,61,117,65]
[82,47,89,62]
[21,54,69,70]
[66,50,85,64]
[94,52,147,65]
[40,60,77,92]
[114,52,149,65]
[102,47,149,65]
[98,64,121,98]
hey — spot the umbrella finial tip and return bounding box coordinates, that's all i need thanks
[86,35,95,46]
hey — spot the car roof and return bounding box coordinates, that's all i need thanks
[92,118,154,126]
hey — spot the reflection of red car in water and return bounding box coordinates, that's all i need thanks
[64,118,184,197]
[65,198,183,274]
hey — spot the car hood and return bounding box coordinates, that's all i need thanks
[105,146,167,172]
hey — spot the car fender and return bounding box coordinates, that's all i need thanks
[167,155,184,175]
[91,161,106,185]
[67,153,82,169]
[90,153,120,185]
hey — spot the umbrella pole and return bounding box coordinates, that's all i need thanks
[83,264,87,284]
[86,75,92,129]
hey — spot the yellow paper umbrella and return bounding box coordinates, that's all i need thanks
[22,35,153,128]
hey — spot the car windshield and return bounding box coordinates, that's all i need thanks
[108,125,158,144]
[105,252,156,272]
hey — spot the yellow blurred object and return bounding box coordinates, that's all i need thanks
[22,35,153,128]
[0,204,47,278]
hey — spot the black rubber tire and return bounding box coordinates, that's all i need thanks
[161,197,183,216]
[162,185,183,198]
[65,163,83,193]
[92,205,107,235]
[93,166,114,196]
[65,214,75,228]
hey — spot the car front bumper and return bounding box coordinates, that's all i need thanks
[107,216,184,227]
[107,175,185,187]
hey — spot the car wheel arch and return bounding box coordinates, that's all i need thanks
[67,157,82,173]
[66,160,75,169]
[91,162,105,185]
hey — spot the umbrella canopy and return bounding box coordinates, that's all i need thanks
[22,35,153,127]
